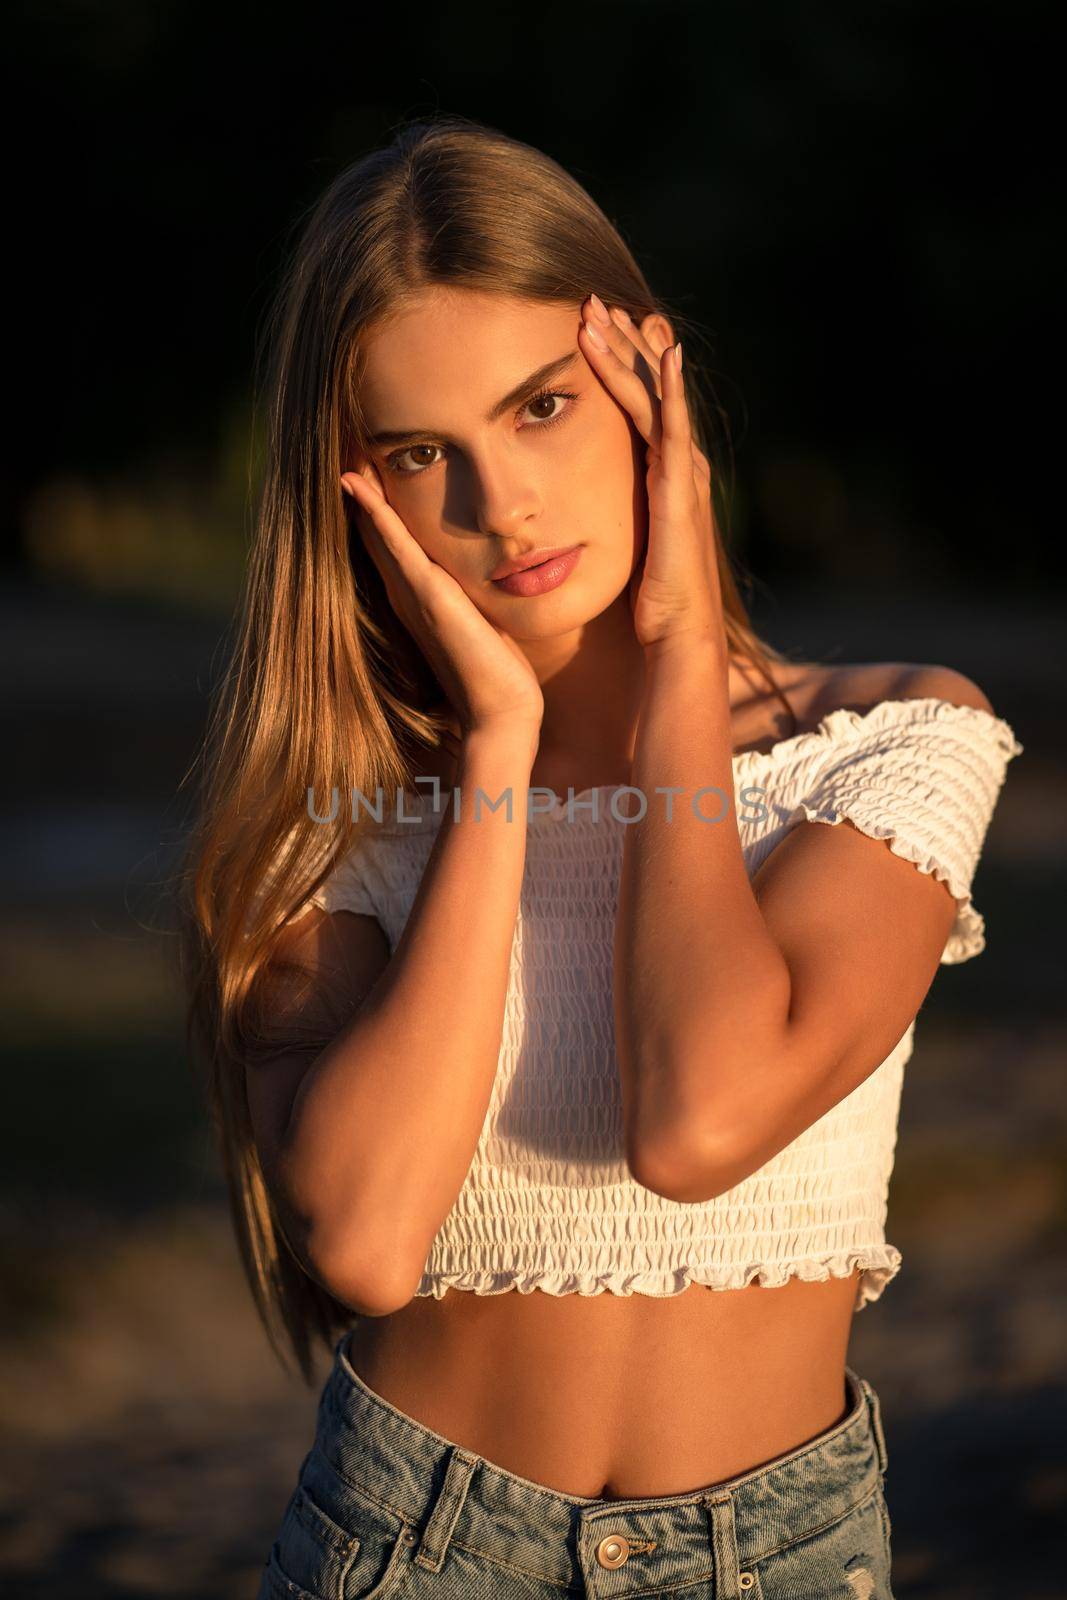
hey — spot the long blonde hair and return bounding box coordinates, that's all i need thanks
[178,113,804,1383]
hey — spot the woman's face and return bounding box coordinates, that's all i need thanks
[353,287,662,641]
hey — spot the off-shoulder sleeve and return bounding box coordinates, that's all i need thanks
[782,697,1024,964]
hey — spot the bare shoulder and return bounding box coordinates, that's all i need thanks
[890,662,997,715]
[730,656,996,755]
[809,661,996,721]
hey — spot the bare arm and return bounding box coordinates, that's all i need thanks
[247,725,538,1316]
[568,301,996,1203]
[613,635,795,1181]
[616,651,996,1203]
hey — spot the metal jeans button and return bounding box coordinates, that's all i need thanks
[739,1573,755,1590]
[596,1533,631,1568]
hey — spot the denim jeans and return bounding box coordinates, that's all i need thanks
[257,1330,895,1599]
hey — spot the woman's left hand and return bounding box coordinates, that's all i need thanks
[579,294,726,654]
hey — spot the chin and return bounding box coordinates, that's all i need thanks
[525,588,628,640]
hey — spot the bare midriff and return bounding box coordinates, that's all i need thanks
[343,1270,861,1500]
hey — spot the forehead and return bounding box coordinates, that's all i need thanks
[358,288,580,415]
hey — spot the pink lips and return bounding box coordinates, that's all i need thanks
[491,546,583,596]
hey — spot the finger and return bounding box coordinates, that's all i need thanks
[608,304,671,397]
[601,305,710,492]
[341,469,387,552]
[580,300,662,451]
[340,469,434,583]
[354,458,385,495]
[341,476,400,598]
[660,341,693,490]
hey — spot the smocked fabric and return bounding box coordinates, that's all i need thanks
[302,697,1023,1312]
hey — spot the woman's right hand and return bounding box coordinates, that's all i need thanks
[341,464,545,742]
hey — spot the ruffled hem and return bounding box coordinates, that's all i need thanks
[415,1246,903,1315]
[782,796,985,964]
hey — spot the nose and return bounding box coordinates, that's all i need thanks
[469,448,543,540]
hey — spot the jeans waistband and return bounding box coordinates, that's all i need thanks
[313,1330,888,1594]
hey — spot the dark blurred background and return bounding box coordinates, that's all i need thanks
[2,3,1064,1596]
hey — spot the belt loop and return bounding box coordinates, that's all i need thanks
[861,1377,890,1476]
[412,1445,479,1573]
[703,1490,742,1600]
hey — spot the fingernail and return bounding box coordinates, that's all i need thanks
[674,341,684,372]
[585,321,609,350]
[588,292,612,327]
[610,305,632,326]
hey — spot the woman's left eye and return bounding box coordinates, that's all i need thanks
[523,388,578,427]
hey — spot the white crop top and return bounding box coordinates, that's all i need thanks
[300,696,1023,1313]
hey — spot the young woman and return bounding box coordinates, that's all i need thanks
[181,115,1023,1600]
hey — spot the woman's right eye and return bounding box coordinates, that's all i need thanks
[389,444,443,476]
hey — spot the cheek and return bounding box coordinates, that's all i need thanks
[565,406,640,516]
[404,518,480,589]
[593,416,647,550]
[384,490,446,556]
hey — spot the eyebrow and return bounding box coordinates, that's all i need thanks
[366,350,582,450]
